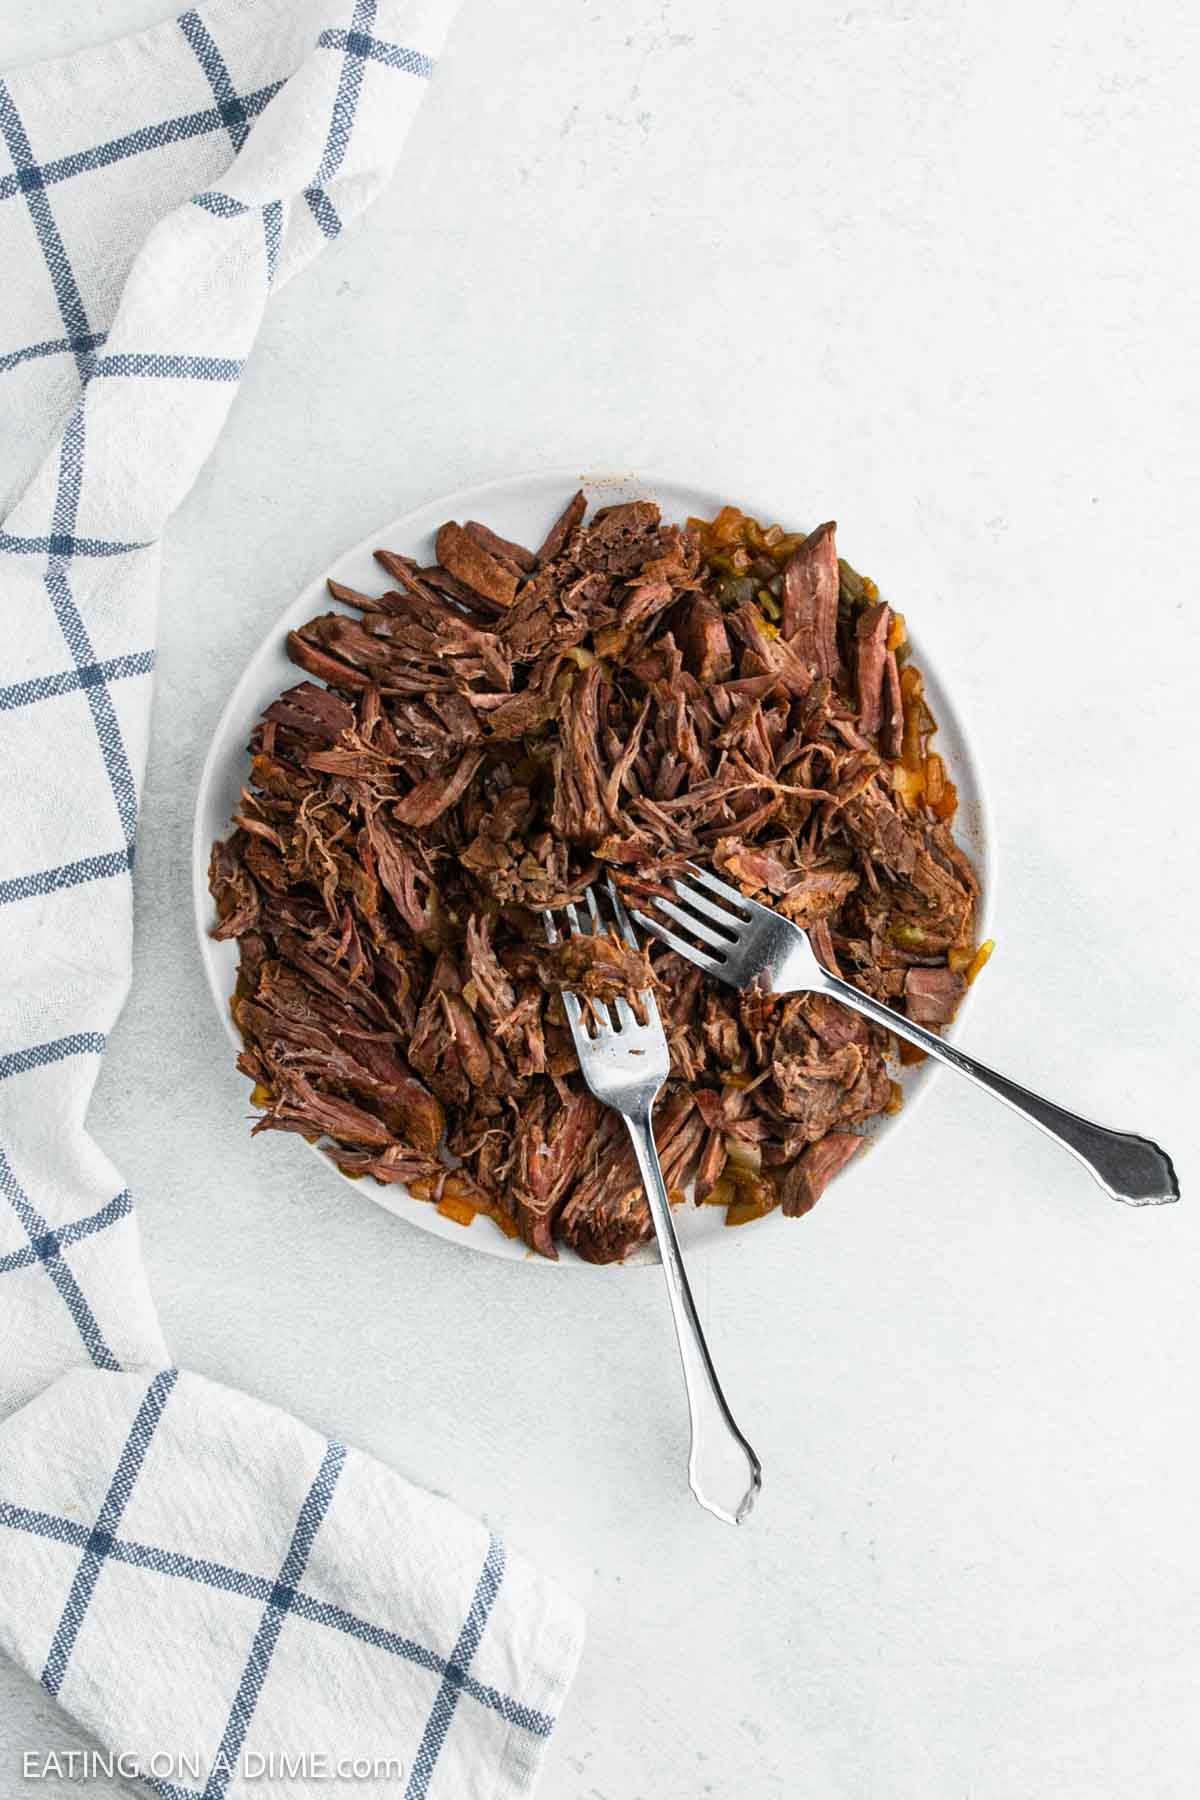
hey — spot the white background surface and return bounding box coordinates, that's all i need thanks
[1,2,1198,1797]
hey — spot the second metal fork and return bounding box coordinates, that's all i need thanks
[632,863,1178,1208]
[545,882,761,1525]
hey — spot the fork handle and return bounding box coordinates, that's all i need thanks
[818,973,1178,1206]
[623,1111,762,1523]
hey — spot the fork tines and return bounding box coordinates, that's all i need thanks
[542,878,650,1039]
[630,863,751,974]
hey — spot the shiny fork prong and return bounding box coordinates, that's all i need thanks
[602,883,655,1030]
[564,900,583,936]
[541,907,560,946]
[683,861,754,912]
[596,1001,624,1038]
[631,907,728,978]
[680,865,784,934]
[652,896,737,953]
[612,994,639,1031]
[591,891,619,1032]
[584,884,603,933]
[604,876,641,953]
[670,878,746,934]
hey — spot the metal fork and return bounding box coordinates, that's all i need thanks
[544,882,762,1525]
[632,864,1178,1209]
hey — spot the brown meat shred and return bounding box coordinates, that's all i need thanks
[780,1133,863,1216]
[434,522,519,608]
[904,965,967,1024]
[211,494,983,1258]
[854,602,890,737]
[781,522,840,678]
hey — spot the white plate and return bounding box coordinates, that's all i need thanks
[193,469,994,1267]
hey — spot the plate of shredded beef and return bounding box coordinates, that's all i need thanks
[194,472,992,1265]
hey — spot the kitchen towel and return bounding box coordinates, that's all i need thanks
[0,4,583,1796]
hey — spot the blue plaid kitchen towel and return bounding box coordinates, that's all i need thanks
[0,4,584,1795]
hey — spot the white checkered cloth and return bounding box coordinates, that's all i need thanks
[0,5,584,1796]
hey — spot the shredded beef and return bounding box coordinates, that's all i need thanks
[781,522,840,679]
[780,1133,863,1217]
[211,494,983,1259]
[543,932,657,1004]
[855,602,891,737]
[434,522,519,608]
[904,965,967,1024]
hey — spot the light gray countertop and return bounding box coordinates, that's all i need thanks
[1,2,1197,1796]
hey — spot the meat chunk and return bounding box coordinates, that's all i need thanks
[263,682,355,745]
[781,522,840,678]
[510,1088,602,1257]
[678,594,733,683]
[543,931,656,1005]
[854,602,890,736]
[904,965,966,1025]
[779,1133,862,1217]
[464,519,537,573]
[209,839,259,939]
[881,650,903,759]
[535,489,586,565]
[434,521,520,607]
[550,663,610,845]
[392,749,486,828]
[713,844,860,928]
[575,501,662,575]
